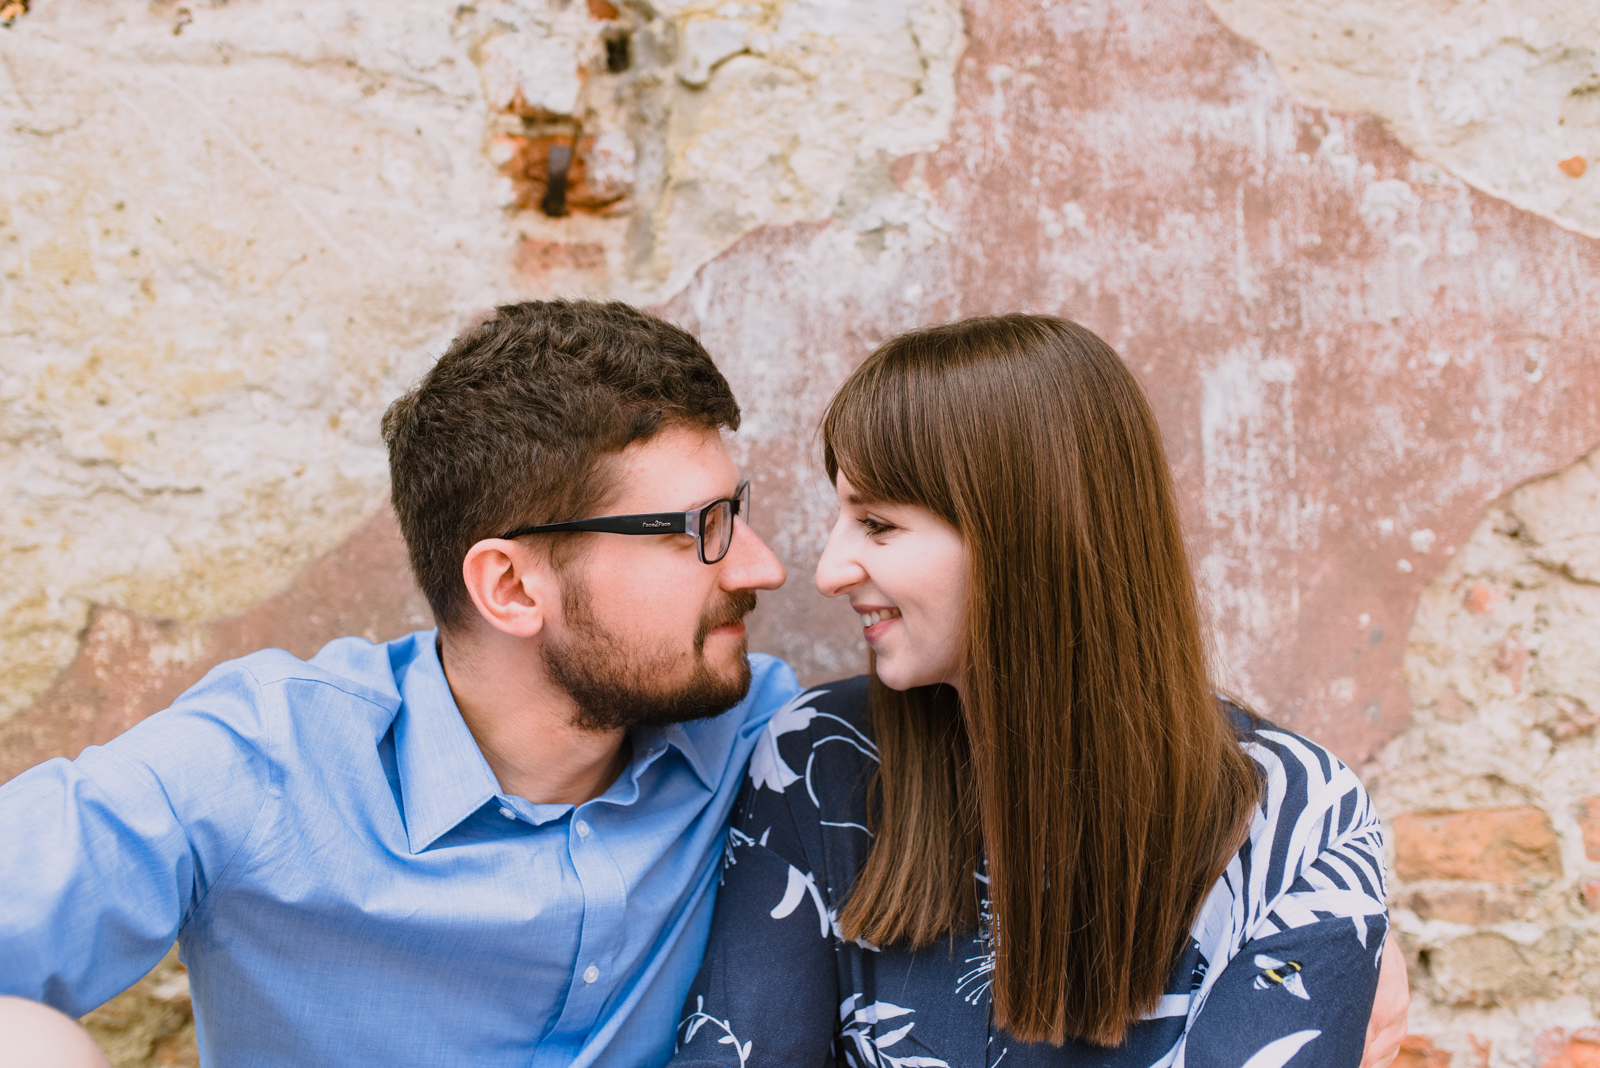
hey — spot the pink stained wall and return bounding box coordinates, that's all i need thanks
[4,0,1598,787]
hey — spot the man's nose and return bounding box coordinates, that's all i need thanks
[720,518,786,591]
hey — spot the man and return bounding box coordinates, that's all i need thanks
[0,300,795,1066]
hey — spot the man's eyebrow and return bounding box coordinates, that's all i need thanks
[677,484,741,512]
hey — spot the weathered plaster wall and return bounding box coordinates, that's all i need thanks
[1206,0,1600,238]
[1375,446,1600,1067]
[0,0,964,726]
[2,0,1599,1064]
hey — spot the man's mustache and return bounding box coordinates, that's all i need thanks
[695,590,759,648]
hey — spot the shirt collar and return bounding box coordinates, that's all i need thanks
[635,721,718,792]
[390,634,723,852]
[392,633,503,854]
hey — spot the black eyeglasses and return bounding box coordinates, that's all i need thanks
[500,481,751,565]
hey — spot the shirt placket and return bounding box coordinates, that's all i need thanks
[531,804,629,1068]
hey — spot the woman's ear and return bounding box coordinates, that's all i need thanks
[460,539,560,638]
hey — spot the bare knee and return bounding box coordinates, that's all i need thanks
[0,997,111,1068]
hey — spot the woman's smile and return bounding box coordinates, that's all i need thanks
[855,605,901,640]
[815,472,968,692]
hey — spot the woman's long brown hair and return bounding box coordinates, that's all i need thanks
[822,314,1261,1047]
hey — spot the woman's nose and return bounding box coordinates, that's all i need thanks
[814,523,865,598]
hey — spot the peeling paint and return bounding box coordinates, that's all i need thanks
[1373,445,1600,1065]
[1206,0,1600,238]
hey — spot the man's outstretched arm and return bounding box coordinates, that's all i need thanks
[0,663,274,1016]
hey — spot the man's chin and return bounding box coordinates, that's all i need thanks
[555,644,754,733]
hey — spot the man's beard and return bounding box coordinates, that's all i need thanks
[542,581,759,733]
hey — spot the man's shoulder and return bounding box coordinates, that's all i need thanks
[151,631,426,745]
[214,633,417,707]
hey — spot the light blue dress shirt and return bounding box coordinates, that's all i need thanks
[0,630,799,1067]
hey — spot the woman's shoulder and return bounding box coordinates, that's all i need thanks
[780,675,873,734]
[1219,698,1386,893]
[1222,699,1371,817]
[744,674,877,802]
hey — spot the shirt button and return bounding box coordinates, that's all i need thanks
[575,820,591,838]
[499,807,515,820]
[583,965,599,984]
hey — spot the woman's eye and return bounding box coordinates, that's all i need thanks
[858,516,894,536]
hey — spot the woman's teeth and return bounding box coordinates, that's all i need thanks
[858,608,901,627]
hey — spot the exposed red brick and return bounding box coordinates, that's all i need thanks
[890,153,921,189]
[586,0,619,18]
[1580,797,1600,861]
[498,134,627,214]
[1393,807,1563,883]
[1544,695,1599,742]
[1433,685,1470,723]
[1395,1035,1451,1068]
[1493,630,1529,692]
[512,238,607,280]
[1464,583,1503,615]
[1404,886,1522,924]
[1580,880,1600,912]
[1536,1029,1600,1068]
[1559,156,1588,178]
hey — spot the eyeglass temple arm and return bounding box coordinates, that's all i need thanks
[500,513,691,540]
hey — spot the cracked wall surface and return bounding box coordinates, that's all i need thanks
[0,0,964,726]
[1206,0,1600,238]
[2,0,1599,1063]
[1374,447,1600,1068]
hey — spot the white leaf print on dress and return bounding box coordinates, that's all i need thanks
[679,996,753,1066]
[837,995,949,1068]
[720,826,756,880]
[772,864,831,938]
[748,689,828,792]
[1238,1029,1320,1068]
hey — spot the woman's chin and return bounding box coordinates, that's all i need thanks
[872,662,925,692]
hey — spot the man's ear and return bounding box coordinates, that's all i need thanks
[461,539,562,638]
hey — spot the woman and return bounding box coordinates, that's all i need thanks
[672,315,1393,1068]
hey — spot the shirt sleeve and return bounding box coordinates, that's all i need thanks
[0,663,277,1016]
[670,775,840,1068]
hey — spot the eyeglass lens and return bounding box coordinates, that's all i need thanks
[699,483,749,564]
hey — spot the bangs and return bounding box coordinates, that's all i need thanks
[820,331,964,523]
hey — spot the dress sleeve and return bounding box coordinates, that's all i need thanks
[1180,890,1387,1068]
[670,779,840,1067]
[1181,729,1390,1068]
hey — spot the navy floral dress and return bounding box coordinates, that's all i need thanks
[671,676,1388,1068]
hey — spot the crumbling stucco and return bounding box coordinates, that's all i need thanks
[1372,446,1600,1067]
[0,2,506,721]
[0,0,962,724]
[1205,0,1600,238]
